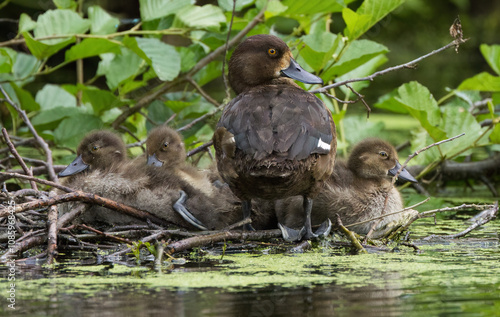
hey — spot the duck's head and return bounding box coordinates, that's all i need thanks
[228,34,323,94]
[347,138,417,183]
[59,131,126,177]
[146,126,186,168]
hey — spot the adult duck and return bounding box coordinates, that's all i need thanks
[213,34,336,241]
[276,138,418,239]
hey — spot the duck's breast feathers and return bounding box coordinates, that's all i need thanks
[217,85,335,161]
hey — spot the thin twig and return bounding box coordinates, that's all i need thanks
[187,140,213,157]
[334,214,367,254]
[345,84,371,117]
[0,85,58,182]
[2,128,38,190]
[222,0,238,102]
[0,172,74,193]
[46,194,58,264]
[186,77,220,107]
[311,38,468,94]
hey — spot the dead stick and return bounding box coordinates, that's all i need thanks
[311,38,468,94]
[57,204,89,230]
[165,229,282,255]
[334,214,367,254]
[0,86,58,182]
[0,234,46,262]
[46,202,58,265]
[0,191,170,227]
[0,172,73,192]
[65,224,134,244]
[2,128,38,190]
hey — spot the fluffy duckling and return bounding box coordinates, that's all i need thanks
[213,34,336,240]
[276,138,418,239]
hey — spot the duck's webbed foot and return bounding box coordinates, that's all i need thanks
[278,223,306,242]
[242,200,255,231]
[302,197,332,240]
[173,190,209,231]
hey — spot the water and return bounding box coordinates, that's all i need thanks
[1,214,499,317]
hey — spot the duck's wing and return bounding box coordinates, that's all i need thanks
[217,86,335,161]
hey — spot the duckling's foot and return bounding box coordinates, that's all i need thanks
[278,223,306,242]
[173,190,209,231]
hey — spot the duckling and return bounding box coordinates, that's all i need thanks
[213,34,336,241]
[58,130,127,177]
[275,138,418,239]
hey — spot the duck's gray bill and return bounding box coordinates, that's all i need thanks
[281,58,323,85]
[389,161,418,183]
[58,155,89,177]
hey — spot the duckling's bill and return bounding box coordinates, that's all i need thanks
[147,153,163,167]
[58,155,89,177]
[281,58,323,85]
[389,161,418,183]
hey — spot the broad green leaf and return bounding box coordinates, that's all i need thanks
[193,61,222,86]
[178,102,213,119]
[54,114,103,148]
[0,49,13,73]
[133,37,181,81]
[10,52,40,86]
[178,45,204,72]
[342,115,385,146]
[490,122,500,144]
[96,48,143,90]
[35,84,77,110]
[374,89,410,114]
[480,44,500,76]
[10,84,40,111]
[23,31,75,59]
[165,100,193,113]
[34,10,90,45]
[395,81,446,141]
[32,106,83,126]
[263,0,288,18]
[439,105,491,159]
[174,5,226,30]
[344,0,406,40]
[322,39,388,81]
[146,100,175,130]
[410,129,441,165]
[65,38,121,62]
[218,0,254,12]
[458,72,500,92]
[18,13,37,33]
[139,0,193,21]
[300,31,340,72]
[337,54,388,93]
[283,0,345,14]
[53,0,77,10]
[88,6,120,35]
[81,86,125,115]
[342,8,371,41]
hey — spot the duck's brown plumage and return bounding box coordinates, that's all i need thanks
[213,34,336,239]
[276,138,418,238]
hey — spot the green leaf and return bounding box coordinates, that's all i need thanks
[81,86,125,115]
[343,115,385,146]
[88,5,120,35]
[53,0,77,10]
[32,106,83,126]
[322,39,388,80]
[0,49,13,73]
[139,0,193,21]
[35,84,77,110]
[193,61,222,86]
[262,0,288,18]
[133,37,181,81]
[18,13,37,33]
[395,81,446,141]
[96,48,143,90]
[439,105,491,159]
[344,0,406,40]
[34,9,90,45]
[174,5,226,30]
[146,100,175,130]
[218,0,255,12]
[283,0,345,14]
[23,31,75,59]
[458,72,500,92]
[299,31,340,72]
[10,84,40,111]
[490,122,500,144]
[480,44,500,76]
[54,114,103,148]
[337,54,388,93]
[65,38,121,62]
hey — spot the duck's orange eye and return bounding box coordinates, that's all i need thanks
[163,142,169,149]
[379,151,388,158]
[268,48,277,56]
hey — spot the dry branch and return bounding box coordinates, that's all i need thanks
[2,128,37,190]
